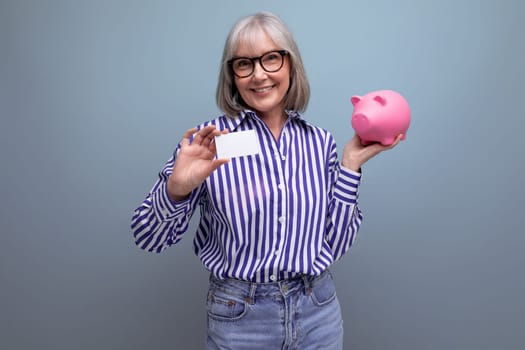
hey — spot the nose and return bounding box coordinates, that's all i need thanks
[252,61,267,79]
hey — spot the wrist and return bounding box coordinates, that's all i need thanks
[167,177,191,201]
[169,192,190,202]
[342,159,362,173]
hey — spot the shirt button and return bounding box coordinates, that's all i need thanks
[278,216,286,223]
[278,184,285,190]
[281,155,286,160]
[270,275,277,282]
[275,249,280,256]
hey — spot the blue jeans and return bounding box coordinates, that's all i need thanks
[206,270,344,350]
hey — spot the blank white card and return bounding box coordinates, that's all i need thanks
[214,130,261,159]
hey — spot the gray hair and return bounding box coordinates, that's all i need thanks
[216,12,310,118]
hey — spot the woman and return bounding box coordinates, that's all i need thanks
[132,11,401,349]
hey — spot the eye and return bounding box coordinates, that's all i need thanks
[263,53,280,62]
[234,59,251,70]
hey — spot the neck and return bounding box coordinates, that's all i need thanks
[260,110,287,141]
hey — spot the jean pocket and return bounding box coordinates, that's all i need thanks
[207,290,248,321]
[310,274,337,307]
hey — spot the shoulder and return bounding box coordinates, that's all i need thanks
[194,113,244,132]
[290,111,335,143]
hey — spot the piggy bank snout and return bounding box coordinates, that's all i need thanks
[351,113,370,132]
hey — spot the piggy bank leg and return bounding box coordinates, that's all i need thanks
[359,138,374,146]
[380,133,406,146]
[380,137,396,146]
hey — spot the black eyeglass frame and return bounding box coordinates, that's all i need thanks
[227,50,289,78]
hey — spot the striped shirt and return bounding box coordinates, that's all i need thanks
[131,110,363,283]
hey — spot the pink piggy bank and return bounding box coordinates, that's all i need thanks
[351,90,411,146]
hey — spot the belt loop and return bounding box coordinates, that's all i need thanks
[302,275,313,296]
[245,282,257,305]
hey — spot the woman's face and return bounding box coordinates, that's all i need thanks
[233,31,290,120]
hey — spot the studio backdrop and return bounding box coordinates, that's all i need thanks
[1,0,524,349]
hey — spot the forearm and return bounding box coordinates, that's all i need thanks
[325,166,363,259]
[131,180,198,253]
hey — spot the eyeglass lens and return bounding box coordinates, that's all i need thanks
[231,51,284,77]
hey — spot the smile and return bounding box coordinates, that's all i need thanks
[251,85,275,93]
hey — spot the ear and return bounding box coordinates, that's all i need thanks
[350,95,362,106]
[374,95,387,106]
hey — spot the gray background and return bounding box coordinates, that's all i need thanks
[1,0,524,349]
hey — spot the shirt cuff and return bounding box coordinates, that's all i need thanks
[151,182,192,221]
[333,166,362,204]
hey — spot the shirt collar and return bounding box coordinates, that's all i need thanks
[223,109,309,131]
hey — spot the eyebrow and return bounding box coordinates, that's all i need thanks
[231,49,282,59]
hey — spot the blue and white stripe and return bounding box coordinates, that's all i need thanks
[132,110,363,283]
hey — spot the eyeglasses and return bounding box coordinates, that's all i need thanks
[228,50,288,78]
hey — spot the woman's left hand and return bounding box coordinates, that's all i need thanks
[341,134,404,172]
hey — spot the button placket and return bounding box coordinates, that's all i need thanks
[270,124,289,284]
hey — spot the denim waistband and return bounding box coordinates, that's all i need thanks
[208,269,331,302]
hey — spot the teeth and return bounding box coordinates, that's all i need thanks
[254,86,273,93]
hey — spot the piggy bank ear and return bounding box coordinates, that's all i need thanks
[374,95,387,106]
[350,96,362,106]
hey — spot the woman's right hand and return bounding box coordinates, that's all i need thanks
[167,125,229,201]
